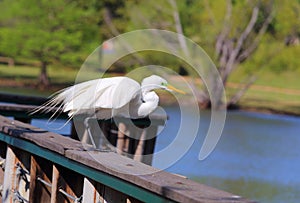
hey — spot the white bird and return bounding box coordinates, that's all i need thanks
[34,75,185,120]
[32,75,185,149]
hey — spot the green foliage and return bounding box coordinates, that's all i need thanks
[0,0,99,67]
[268,45,300,72]
[142,0,298,75]
[96,0,128,39]
[0,28,24,56]
[273,0,300,38]
[0,0,299,76]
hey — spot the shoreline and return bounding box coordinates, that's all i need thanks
[158,97,300,118]
[235,105,300,118]
[0,82,299,118]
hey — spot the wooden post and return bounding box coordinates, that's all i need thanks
[50,165,64,203]
[2,146,17,203]
[2,147,30,203]
[29,156,52,203]
[126,125,143,158]
[99,122,112,149]
[140,126,158,165]
[100,185,128,203]
[70,121,79,140]
[82,178,132,203]
[116,123,127,155]
[0,142,6,196]
[133,126,158,165]
[108,122,118,147]
[51,165,83,203]
[82,178,101,203]
[133,130,146,163]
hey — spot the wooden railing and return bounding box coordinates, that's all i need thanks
[0,93,166,165]
[0,115,255,203]
[0,93,255,202]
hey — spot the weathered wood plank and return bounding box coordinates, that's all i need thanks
[64,149,253,203]
[0,116,84,155]
[0,115,255,203]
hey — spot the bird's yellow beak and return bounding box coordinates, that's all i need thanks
[167,84,186,94]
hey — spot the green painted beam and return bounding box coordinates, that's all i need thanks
[0,132,174,203]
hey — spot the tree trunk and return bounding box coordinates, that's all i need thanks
[38,61,50,88]
[212,3,274,108]
[212,73,227,110]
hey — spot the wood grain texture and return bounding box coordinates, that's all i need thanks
[0,115,255,203]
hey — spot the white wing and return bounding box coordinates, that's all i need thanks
[61,77,141,116]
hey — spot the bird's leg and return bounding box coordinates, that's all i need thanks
[83,116,97,148]
[83,116,113,152]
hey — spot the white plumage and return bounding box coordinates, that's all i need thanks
[33,75,185,120]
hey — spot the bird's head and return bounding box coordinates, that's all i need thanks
[141,75,185,94]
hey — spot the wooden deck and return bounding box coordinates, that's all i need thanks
[0,115,255,203]
[0,93,256,202]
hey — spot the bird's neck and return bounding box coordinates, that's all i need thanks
[137,91,159,117]
[141,84,160,97]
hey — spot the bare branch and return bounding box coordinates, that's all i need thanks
[238,7,274,62]
[232,7,259,61]
[224,6,259,77]
[103,8,120,37]
[188,81,209,104]
[168,0,190,58]
[215,0,232,58]
[228,75,257,105]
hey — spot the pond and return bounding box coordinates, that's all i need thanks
[31,106,300,203]
[152,106,300,203]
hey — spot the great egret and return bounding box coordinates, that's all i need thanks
[35,75,185,120]
[33,75,185,149]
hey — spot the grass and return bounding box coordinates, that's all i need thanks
[0,64,299,115]
[0,64,110,96]
[227,68,300,115]
[0,64,77,93]
[229,67,300,89]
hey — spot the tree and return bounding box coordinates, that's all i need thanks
[0,0,99,87]
[122,0,276,108]
[213,0,274,107]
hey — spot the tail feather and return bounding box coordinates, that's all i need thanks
[29,88,68,117]
[29,89,73,130]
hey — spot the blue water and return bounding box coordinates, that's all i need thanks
[31,119,71,135]
[152,106,300,203]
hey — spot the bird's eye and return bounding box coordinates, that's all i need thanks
[161,82,167,86]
